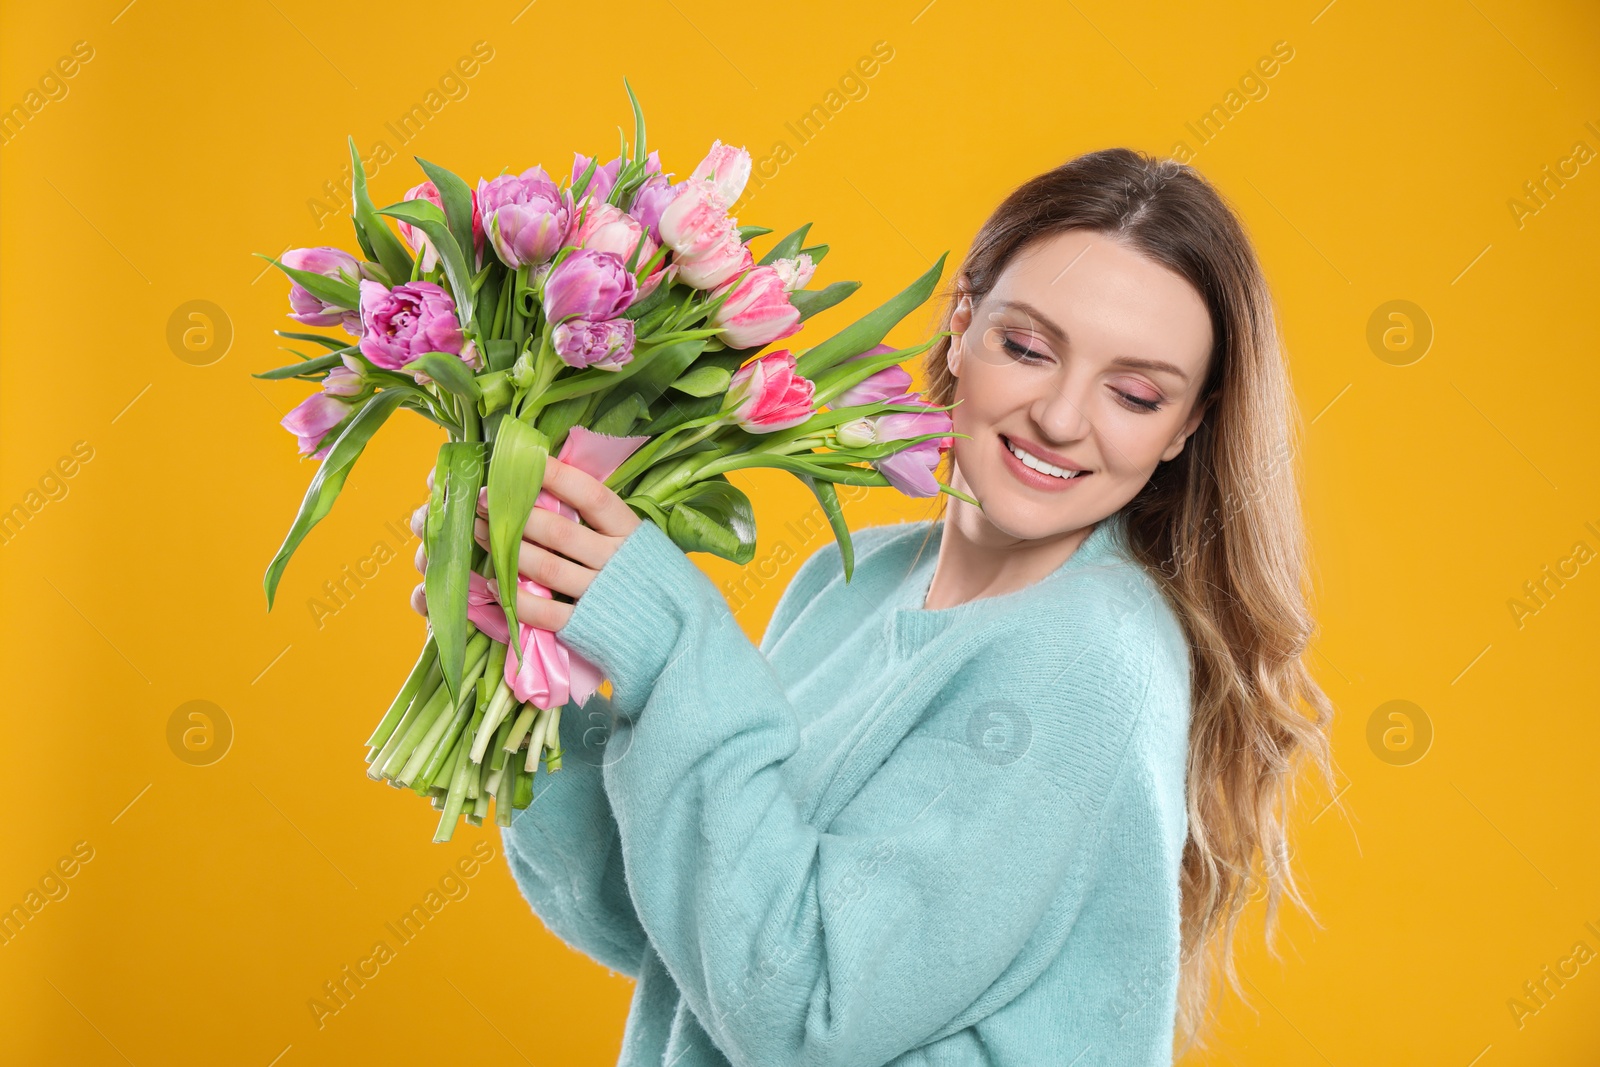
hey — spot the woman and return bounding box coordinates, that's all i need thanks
[414,147,1337,1065]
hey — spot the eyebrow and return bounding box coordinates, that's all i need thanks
[993,299,1192,384]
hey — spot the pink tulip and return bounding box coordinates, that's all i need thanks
[570,196,666,300]
[770,253,816,292]
[724,349,816,433]
[870,391,955,497]
[628,172,678,239]
[707,264,801,350]
[322,365,363,396]
[674,232,754,291]
[283,246,364,337]
[466,425,651,708]
[281,391,353,458]
[552,317,636,371]
[478,167,572,269]
[830,344,913,408]
[688,140,752,204]
[399,180,487,272]
[541,249,638,324]
[358,279,464,371]
[570,152,624,205]
[657,180,737,261]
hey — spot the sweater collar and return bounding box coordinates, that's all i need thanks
[883,511,1133,655]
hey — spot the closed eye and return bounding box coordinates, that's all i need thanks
[1003,336,1165,413]
[1000,336,1047,363]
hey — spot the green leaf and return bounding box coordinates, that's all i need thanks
[273,330,354,352]
[349,136,415,283]
[474,263,505,330]
[486,419,549,668]
[571,155,600,201]
[616,337,707,408]
[411,352,482,401]
[737,225,773,243]
[789,280,860,322]
[796,251,949,380]
[483,338,517,372]
[798,242,829,265]
[668,362,732,397]
[426,442,487,704]
[531,393,589,446]
[711,451,893,486]
[622,275,676,321]
[263,389,410,609]
[796,474,855,581]
[663,479,756,564]
[637,393,721,436]
[758,223,814,266]
[414,157,478,270]
[377,199,476,332]
[253,352,347,380]
[590,392,649,436]
[256,254,360,309]
[625,76,647,164]
[812,334,942,407]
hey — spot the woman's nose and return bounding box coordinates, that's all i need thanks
[1031,372,1092,443]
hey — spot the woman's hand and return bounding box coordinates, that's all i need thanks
[410,456,642,631]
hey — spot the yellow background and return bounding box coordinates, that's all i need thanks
[3,0,1598,1063]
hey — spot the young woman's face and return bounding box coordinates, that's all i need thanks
[946,228,1214,542]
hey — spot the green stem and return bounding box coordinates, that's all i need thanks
[502,705,539,753]
[366,636,438,750]
[605,414,725,492]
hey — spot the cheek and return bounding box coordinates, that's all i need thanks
[1100,412,1180,473]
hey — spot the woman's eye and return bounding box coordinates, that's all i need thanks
[1116,390,1163,413]
[1000,336,1047,363]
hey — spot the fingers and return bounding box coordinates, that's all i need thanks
[410,502,428,538]
[473,517,594,600]
[535,457,641,538]
[410,582,428,617]
[413,540,427,576]
[501,579,575,632]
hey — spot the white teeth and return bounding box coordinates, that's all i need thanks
[1006,438,1085,479]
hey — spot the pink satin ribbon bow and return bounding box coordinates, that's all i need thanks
[465,424,649,709]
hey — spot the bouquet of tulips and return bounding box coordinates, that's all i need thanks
[257,80,974,842]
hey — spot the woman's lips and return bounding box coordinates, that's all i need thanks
[999,434,1092,492]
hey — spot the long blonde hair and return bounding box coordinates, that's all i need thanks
[918,148,1341,1054]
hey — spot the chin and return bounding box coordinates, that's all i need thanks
[952,468,1083,545]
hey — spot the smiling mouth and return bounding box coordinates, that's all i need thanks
[1001,435,1091,480]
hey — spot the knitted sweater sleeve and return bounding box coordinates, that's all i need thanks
[497,527,848,979]
[498,690,649,978]
[554,519,1159,1067]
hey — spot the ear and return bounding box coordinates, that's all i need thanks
[947,284,974,378]
[1160,394,1210,463]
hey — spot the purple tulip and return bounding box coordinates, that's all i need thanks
[357,279,464,371]
[870,391,955,498]
[477,167,572,269]
[283,246,364,336]
[830,345,913,408]
[322,365,363,396]
[281,391,354,458]
[628,173,678,239]
[552,317,636,371]
[570,152,627,204]
[541,249,638,325]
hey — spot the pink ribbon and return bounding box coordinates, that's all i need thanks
[466,424,649,709]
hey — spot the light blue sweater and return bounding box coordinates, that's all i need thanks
[500,509,1193,1066]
